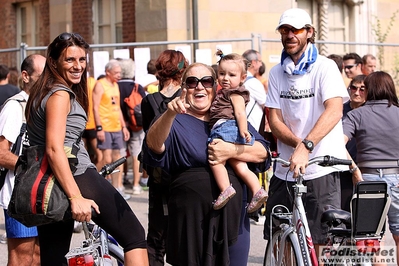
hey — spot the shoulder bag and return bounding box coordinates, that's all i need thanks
[7,135,81,227]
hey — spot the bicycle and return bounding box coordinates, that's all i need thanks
[263,153,352,266]
[320,181,390,266]
[65,157,127,266]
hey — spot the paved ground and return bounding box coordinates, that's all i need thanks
[0,178,267,266]
[0,176,394,265]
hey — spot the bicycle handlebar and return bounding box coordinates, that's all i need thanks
[64,157,128,221]
[98,157,127,177]
[271,152,352,167]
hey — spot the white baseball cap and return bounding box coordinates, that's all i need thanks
[276,8,312,30]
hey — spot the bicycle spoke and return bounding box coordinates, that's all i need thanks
[264,230,299,266]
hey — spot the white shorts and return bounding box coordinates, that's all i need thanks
[127,130,144,157]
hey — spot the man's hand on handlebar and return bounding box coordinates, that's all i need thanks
[290,143,310,178]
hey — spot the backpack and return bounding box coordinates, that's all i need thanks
[124,83,143,132]
[141,90,181,185]
[0,95,27,190]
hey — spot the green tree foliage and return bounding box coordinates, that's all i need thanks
[371,9,399,69]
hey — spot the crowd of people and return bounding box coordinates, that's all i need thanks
[0,6,398,266]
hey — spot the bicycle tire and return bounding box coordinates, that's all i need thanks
[264,229,303,266]
[109,242,124,266]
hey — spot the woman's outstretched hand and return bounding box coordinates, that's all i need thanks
[168,88,190,114]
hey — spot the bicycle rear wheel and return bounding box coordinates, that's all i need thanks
[264,229,303,266]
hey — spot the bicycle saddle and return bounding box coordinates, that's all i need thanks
[321,209,351,228]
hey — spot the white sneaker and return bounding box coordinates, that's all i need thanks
[133,186,143,195]
[121,192,131,200]
[254,215,266,226]
[117,187,131,200]
[0,232,7,244]
[139,177,148,187]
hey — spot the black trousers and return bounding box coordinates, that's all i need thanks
[147,181,169,266]
[38,168,146,266]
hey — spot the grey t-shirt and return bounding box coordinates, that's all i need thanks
[343,99,399,163]
[27,85,95,175]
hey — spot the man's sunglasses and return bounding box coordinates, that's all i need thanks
[278,26,307,35]
[349,85,366,93]
[344,64,358,70]
[184,76,215,89]
[58,32,83,41]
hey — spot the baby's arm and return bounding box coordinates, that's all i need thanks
[230,94,251,143]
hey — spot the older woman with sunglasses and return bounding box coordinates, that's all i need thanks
[143,62,270,265]
[25,32,148,266]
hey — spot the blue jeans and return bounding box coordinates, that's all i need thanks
[362,173,399,236]
[209,120,255,145]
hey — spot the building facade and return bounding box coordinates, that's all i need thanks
[1,0,399,76]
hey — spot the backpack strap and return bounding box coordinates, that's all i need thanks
[1,94,27,123]
[133,82,139,93]
[244,76,257,118]
[247,102,257,119]
[147,92,164,117]
[0,96,27,190]
[1,96,27,151]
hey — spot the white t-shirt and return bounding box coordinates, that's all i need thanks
[135,73,157,88]
[244,71,266,131]
[0,91,28,209]
[266,55,349,181]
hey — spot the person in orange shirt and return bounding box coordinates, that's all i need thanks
[82,75,103,169]
[92,59,130,200]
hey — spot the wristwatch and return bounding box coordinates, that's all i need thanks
[96,125,103,131]
[302,139,314,152]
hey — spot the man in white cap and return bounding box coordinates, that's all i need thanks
[263,8,349,251]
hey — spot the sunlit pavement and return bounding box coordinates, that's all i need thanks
[0,179,394,266]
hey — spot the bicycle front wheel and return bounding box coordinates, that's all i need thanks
[264,229,303,266]
[109,242,124,266]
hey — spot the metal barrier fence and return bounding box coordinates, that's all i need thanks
[0,36,257,72]
[2,35,399,86]
[258,36,399,86]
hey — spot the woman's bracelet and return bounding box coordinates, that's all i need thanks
[68,193,82,201]
[349,166,359,174]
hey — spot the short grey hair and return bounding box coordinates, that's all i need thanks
[105,59,120,72]
[118,58,136,79]
[242,49,259,62]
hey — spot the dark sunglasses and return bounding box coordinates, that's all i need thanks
[344,64,358,70]
[278,26,307,35]
[184,76,215,89]
[58,32,83,41]
[349,85,366,93]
